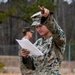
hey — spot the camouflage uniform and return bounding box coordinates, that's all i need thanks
[20,14,66,75]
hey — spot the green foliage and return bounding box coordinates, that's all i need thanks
[70,40,75,44]
[0,62,5,69]
[0,0,56,23]
[26,0,56,20]
[8,7,17,15]
[13,0,56,23]
[0,7,16,21]
[0,13,7,21]
[36,0,56,11]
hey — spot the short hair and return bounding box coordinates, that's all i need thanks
[22,27,33,35]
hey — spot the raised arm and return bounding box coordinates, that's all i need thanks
[38,5,66,54]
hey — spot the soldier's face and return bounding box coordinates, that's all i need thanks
[35,25,50,36]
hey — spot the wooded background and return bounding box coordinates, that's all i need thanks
[0,0,75,61]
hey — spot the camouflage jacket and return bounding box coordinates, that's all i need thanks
[19,17,66,75]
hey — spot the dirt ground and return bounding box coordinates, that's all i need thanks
[0,73,21,75]
[0,56,75,75]
[0,73,75,75]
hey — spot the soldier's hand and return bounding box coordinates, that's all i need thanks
[38,5,49,17]
[20,48,30,57]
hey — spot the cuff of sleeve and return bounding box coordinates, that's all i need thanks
[22,56,29,64]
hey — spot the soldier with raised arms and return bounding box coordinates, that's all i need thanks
[20,5,66,75]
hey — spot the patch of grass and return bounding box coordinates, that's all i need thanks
[0,62,5,69]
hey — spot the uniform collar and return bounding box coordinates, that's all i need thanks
[42,36,53,44]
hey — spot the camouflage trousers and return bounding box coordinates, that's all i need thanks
[19,56,61,75]
[20,60,61,75]
[20,62,34,75]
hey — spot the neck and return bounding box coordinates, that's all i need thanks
[24,35,30,40]
[43,32,52,39]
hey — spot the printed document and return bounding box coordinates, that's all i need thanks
[16,39,43,56]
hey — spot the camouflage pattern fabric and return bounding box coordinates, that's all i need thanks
[19,15,66,75]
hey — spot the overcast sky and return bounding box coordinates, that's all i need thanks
[64,0,72,4]
[0,0,8,3]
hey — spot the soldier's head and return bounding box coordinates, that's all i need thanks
[31,11,54,38]
[22,27,34,39]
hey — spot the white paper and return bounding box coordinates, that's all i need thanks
[16,39,43,56]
